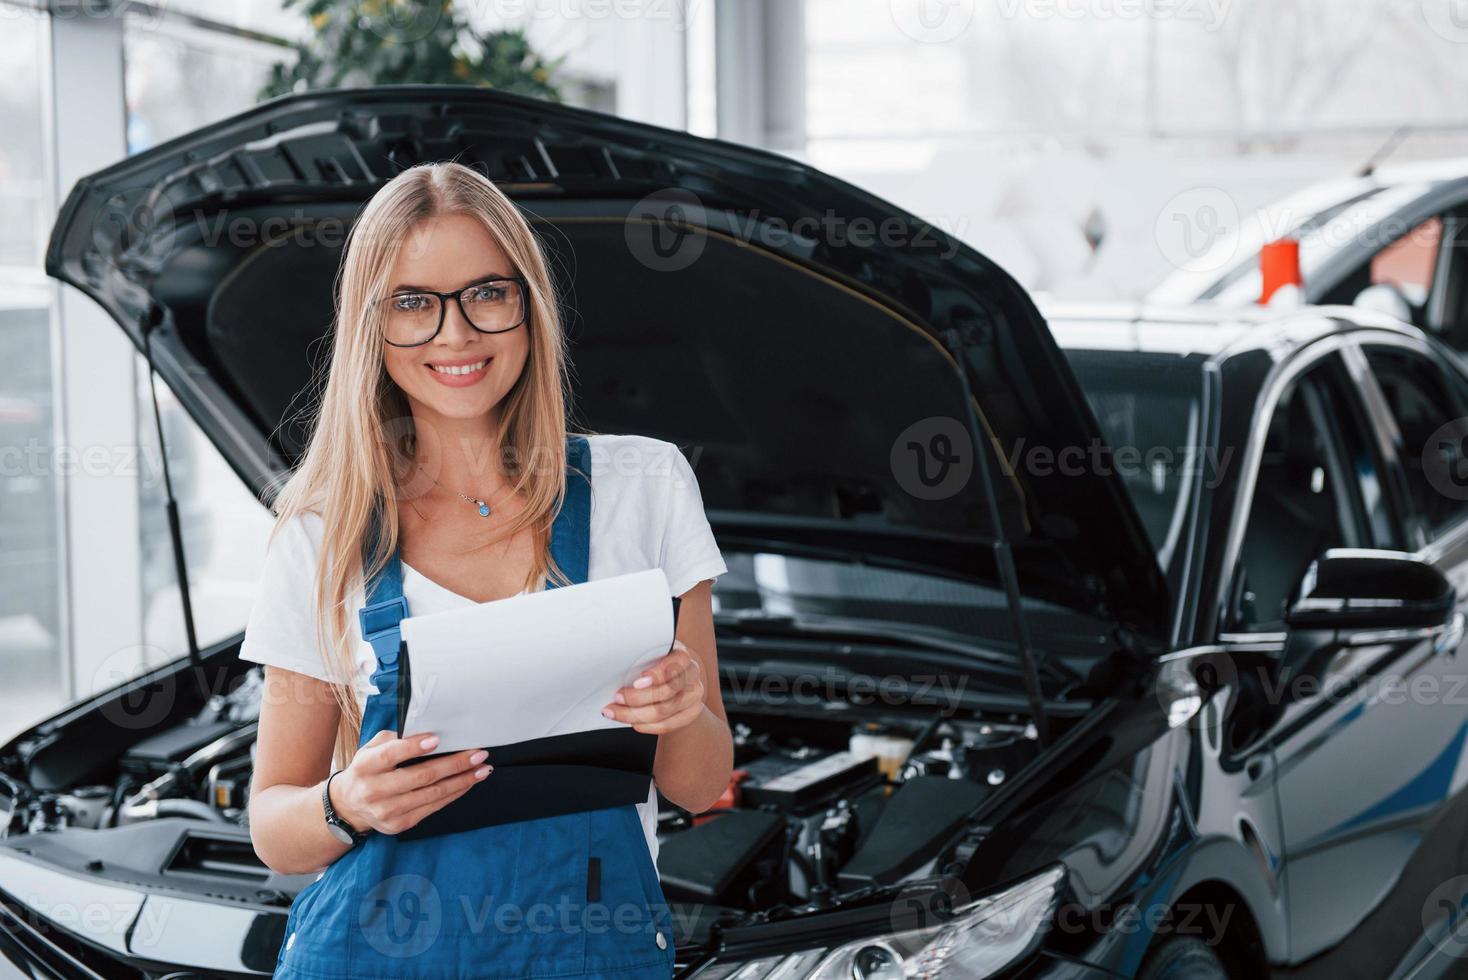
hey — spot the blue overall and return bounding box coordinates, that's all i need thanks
[271,436,676,979]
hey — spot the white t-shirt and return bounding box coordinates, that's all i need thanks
[237,433,728,864]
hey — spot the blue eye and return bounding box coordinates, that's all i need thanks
[466,285,507,303]
[392,293,433,313]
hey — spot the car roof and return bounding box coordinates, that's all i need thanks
[1367,154,1468,185]
[1042,299,1430,363]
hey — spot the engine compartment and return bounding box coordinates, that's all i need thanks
[0,663,1048,944]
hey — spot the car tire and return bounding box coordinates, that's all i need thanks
[1138,936,1231,980]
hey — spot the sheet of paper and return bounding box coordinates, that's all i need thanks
[396,567,674,753]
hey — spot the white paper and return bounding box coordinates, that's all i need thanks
[396,567,674,753]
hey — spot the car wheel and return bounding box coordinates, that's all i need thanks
[1138,936,1230,980]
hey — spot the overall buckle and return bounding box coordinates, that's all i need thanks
[358,596,409,666]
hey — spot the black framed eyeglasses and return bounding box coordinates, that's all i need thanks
[376,275,529,348]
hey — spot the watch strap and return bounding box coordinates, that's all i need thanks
[323,769,368,842]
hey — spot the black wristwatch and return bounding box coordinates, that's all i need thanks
[323,770,368,845]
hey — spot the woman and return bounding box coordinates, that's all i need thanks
[239,160,733,978]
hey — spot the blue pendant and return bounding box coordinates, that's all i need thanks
[476,500,490,517]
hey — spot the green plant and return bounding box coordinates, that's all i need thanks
[260,0,563,101]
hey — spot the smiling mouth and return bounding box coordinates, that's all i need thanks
[427,358,490,376]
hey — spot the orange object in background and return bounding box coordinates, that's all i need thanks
[1259,237,1302,304]
[694,769,749,826]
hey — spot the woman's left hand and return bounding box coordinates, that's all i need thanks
[603,641,707,734]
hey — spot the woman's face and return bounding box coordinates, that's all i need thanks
[380,212,531,426]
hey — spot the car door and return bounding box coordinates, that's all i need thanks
[1244,339,1468,974]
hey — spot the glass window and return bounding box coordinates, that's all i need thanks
[0,6,47,268]
[1233,367,1364,629]
[0,5,65,744]
[1063,350,1205,571]
[135,359,275,663]
[123,11,293,153]
[1319,356,1400,550]
[1363,346,1468,544]
[1370,216,1443,308]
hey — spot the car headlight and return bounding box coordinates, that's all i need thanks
[693,864,1065,980]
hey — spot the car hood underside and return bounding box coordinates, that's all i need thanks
[44,85,1169,638]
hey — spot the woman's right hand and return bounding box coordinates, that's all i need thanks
[329,730,492,836]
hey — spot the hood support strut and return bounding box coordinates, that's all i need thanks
[945,329,1051,746]
[141,317,203,678]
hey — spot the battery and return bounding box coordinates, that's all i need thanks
[741,750,881,811]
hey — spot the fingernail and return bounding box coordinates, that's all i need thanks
[421,735,439,750]
[614,692,626,705]
[633,677,653,689]
[474,766,491,779]
[602,708,615,719]
[469,750,488,765]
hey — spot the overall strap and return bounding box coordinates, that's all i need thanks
[547,434,592,588]
[357,508,407,675]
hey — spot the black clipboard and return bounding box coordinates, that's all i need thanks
[389,595,680,840]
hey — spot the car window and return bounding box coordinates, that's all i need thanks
[1232,363,1374,629]
[1320,212,1450,323]
[1062,350,1206,571]
[1429,215,1468,348]
[1369,216,1443,307]
[1321,356,1401,550]
[1362,345,1468,544]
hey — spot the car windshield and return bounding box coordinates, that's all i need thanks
[1062,349,1208,570]
[709,550,1115,667]
[709,350,1205,655]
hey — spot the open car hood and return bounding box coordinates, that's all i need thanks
[44,86,1168,641]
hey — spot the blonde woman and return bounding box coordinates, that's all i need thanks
[239,160,732,978]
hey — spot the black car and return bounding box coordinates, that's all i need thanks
[7,87,1468,979]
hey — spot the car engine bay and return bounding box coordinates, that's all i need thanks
[0,660,1053,954]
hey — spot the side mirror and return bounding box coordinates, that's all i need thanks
[1225,550,1462,739]
[1286,548,1455,632]
[1353,282,1415,324]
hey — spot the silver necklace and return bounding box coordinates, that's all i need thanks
[416,462,513,518]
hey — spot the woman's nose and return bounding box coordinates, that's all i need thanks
[439,297,482,344]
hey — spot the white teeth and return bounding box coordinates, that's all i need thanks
[430,359,488,376]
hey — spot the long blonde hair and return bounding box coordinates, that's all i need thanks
[263,161,573,769]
